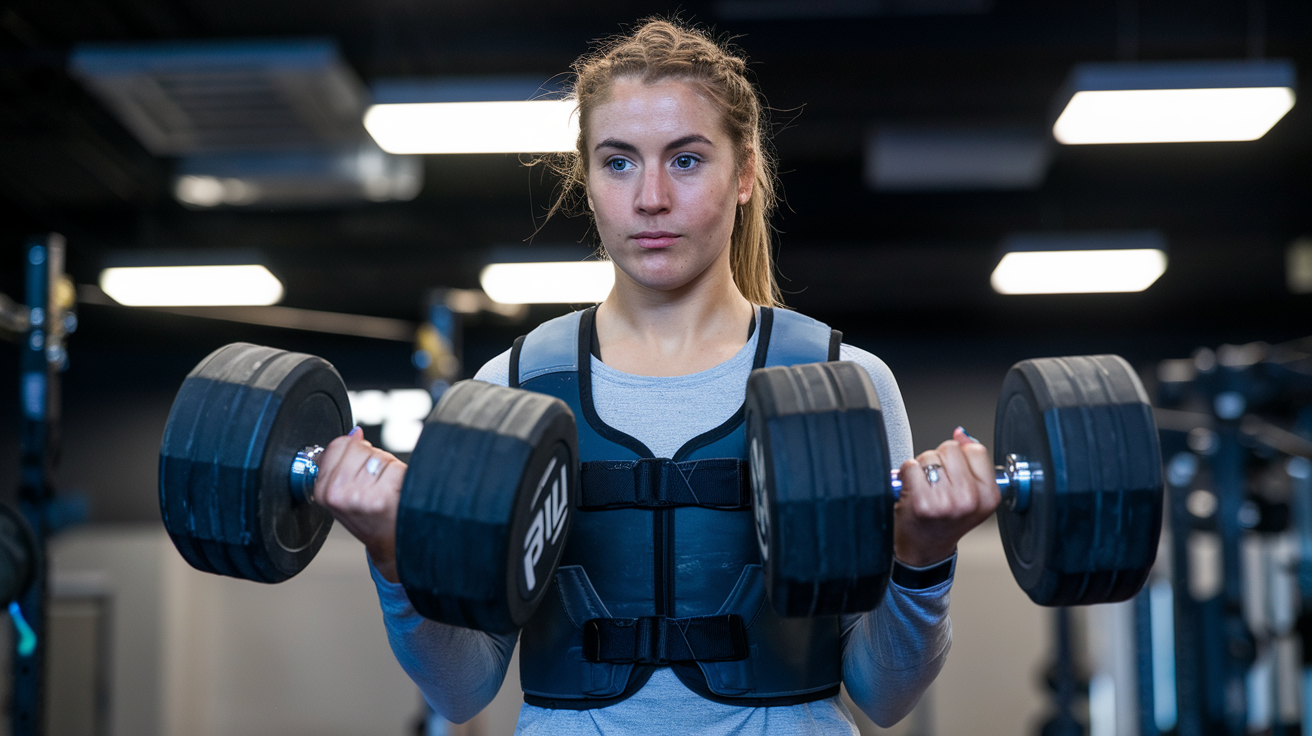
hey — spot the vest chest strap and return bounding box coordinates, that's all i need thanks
[583,614,749,665]
[579,458,750,510]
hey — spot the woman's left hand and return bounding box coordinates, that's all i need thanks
[893,427,1001,567]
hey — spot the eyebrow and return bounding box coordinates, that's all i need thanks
[593,134,715,154]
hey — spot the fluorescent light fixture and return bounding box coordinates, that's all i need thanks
[365,100,578,154]
[991,231,1168,295]
[1052,60,1296,144]
[99,265,284,306]
[480,261,614,304]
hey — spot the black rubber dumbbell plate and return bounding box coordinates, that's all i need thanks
[159,343,350,583]
[745,361,895,617]
[397,380,577,634]
[995,355,1163,606]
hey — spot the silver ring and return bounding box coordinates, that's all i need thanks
[923,464,943,484]
[365,457,382,477]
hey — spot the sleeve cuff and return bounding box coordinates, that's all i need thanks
[891,552,956,591]
[368,555,416,613]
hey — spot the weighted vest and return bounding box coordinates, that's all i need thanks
[511,306,844,709]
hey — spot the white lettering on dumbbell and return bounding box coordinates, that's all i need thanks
[749,436,770,563]
[545,462,568,543]
[523,455,569,593]
[523,510,545,592]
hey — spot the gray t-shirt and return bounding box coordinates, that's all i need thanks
[371,318,952,734]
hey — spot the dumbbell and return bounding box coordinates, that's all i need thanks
[159,343,575,634]
[161,343,1163,639]
[744,355,1164,617]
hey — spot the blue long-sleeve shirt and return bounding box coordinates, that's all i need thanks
[372,327,953,734]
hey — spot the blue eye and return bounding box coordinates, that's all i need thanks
[608,158,631,172]
[673,155,698,170]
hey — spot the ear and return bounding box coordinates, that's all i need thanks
[737,148,755,205]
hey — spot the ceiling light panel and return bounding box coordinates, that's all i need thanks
[100,265,284,306]
[365,100,578,154]
[480,261,614,305]
[991,231,1168,295]
[365,76,576,154]
[1052,60,1296,145]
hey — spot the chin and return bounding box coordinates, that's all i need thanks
[630,274,694,293]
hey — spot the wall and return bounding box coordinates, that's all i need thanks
[49,524,421,736]
[42,521,1055,736]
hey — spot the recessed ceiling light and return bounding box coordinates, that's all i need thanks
[991,231,1168,295]
[364,100,578,154]
[99,265,284,306]
[1052,60,1296,145]
[479,261,614,304]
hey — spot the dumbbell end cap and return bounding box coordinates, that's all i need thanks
[290,445,324,505]
[998,454,1036,514]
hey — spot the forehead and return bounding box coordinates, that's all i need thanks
[588,77,722,143]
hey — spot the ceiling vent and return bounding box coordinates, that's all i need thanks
[69,39,368,155]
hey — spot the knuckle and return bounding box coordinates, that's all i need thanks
[326,435,353,453]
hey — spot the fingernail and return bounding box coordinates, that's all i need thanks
[350,426,363,437]
[958,426,981,443]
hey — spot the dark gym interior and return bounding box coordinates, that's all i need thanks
[0,0,1309,734]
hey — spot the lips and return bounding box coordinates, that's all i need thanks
[632,231,680,248]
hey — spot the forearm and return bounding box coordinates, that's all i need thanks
[840,565,954,728]
[370,560,517,723]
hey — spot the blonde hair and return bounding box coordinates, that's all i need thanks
[541,18,782,306]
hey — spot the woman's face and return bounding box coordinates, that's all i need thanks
[585,77,752,296]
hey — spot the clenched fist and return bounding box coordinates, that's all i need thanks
[893,427,1001,567]
[314,427,407,582]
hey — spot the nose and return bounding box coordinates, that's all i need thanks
[635,165,671,216]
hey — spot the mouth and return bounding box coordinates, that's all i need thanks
[632,231,680,249]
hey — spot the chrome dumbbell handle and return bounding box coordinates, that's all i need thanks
[290,445,326,505]
[890,453,1039,513]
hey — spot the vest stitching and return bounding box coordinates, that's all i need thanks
[678,460,702,505]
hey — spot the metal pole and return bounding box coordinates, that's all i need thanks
[1135,587,1158,736]
[1212,418,1254,735]
[12,234,66,736]
[1166,433,1204,736]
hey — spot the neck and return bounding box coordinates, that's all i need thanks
[594,259,755,377]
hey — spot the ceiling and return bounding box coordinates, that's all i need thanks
[0,0,1309,350]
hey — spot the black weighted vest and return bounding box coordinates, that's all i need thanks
[510,307,844,709]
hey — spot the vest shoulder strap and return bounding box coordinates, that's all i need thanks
[511,310,583,387]
[763,308,841,367]
[512,306,840,388]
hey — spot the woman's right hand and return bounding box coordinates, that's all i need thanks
[314,427,407,583]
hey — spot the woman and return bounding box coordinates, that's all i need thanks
[315,19,1000,734]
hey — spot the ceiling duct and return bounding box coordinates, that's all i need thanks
[865,125,1051,191]
[69,39,368,155]
[173,140,422,208]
